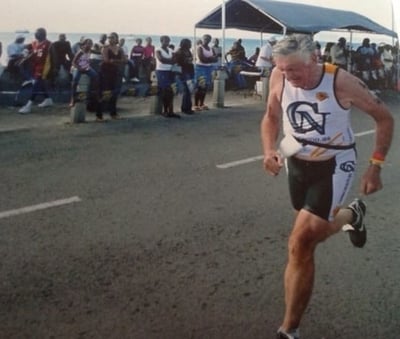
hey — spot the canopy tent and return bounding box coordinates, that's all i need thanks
[195,0,398,38]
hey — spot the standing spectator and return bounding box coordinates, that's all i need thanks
[330,37,348,69]
[97,32,126,121]
[256,36,277,74]
[90,33,107,71]
[129,38,144,82]
[155,35,179,118]
[143,37,155,83]
[314,41,323,63]
[72,36,85,55]
[194,34,218,111]
[175,38,195,114]
[118,38,130,82]
[49,33,73,78]
[381,44,394,89]
[18,27,53,114]
[70,38,99,108]
[355,38,375,86]
[212,38,222,68]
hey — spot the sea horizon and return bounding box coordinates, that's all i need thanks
[0,30,394,66]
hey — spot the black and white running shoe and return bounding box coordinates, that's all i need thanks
[342,198,367,248]
[277,328,300,339]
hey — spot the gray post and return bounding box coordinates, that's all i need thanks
[149,71,162,114]
[261,75,270,102]
[212,69,228,108]
[70,74,89,123]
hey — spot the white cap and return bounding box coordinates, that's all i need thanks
[268,36,277,43]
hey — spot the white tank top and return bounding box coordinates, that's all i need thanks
[196,45,214,67]
[281,63,354,159]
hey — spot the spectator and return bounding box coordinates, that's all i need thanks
[72,36,85,55]
[70,38,100,109]
[314,41,323,63]
[381,44,394,89]
[249,47,260,65]
[194,34,218,110]
[90,33,107,71]
[129,38,144,82]
[155,35,179,118]
[142,37,155,83]
[225,40,247,89]
[6,34,31,82]
[256,36,277,74]
[49,33,74,79]
[18,27,53,114]
[355,38,375,85]
[97,32,126,121]
[330,37,348,70]
[175,38,195,114]
[212,38,222,68]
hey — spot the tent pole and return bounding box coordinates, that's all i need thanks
[222,0,226,66]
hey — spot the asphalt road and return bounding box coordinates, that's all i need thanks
[0,95,399,339]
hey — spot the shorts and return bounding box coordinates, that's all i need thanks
[286,149,357,221]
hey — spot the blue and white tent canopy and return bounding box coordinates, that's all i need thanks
[195,0,397,38]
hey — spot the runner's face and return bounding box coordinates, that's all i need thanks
[274,54,313,88]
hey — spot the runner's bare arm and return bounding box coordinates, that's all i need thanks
[335,70,394,194]
[261,68,284,176]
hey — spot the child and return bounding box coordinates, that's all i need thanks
[70,38,99,107]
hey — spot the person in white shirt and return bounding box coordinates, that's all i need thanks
[255,36,277,75]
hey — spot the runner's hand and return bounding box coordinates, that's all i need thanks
[360,165,383,195]
[263,150,283,176]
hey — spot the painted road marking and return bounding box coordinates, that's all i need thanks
[0,196,82,220]
[216,129,375,169]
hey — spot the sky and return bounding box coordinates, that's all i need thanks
[2,0,399,38]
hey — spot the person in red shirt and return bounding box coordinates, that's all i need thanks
[19,27,53,114]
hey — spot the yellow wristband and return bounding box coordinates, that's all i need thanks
[369,158,384,167]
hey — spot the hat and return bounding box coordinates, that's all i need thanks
[268,36,277,43]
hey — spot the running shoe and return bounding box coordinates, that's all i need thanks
[342,198,367,248]
[277,328,300,339]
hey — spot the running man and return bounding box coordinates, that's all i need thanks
[260,34,394,339]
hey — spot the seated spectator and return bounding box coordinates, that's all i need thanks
[70,38,100,108]
[248,47,260,65]
[6,34,31,82]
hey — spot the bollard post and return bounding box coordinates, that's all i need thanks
[149,71,162,115]
[212,69,228,108]
[70,74,90,123]
[261,75,270,102]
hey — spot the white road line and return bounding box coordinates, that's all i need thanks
[216,155,264,169]
[216,129,375,169]
[0,196,82,220]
